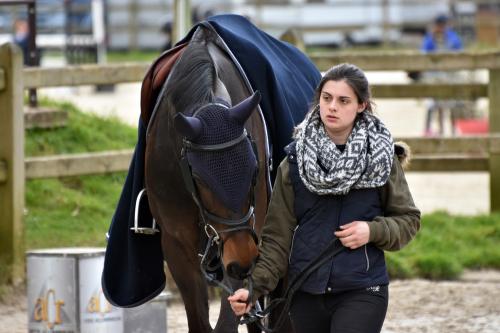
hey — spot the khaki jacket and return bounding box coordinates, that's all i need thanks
[251,146,421,302]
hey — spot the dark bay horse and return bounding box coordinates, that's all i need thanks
[144,25,270,332]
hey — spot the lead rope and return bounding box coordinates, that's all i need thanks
[239,237,344,332]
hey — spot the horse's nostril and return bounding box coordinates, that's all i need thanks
[226,262,250,280]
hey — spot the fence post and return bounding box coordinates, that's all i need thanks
[0,43,25,285]
[173,0,192,45]
[127,0,139,51]
[489,69,500,212]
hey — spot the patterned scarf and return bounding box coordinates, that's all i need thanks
[295,107,394,195]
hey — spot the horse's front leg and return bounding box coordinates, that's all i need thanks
[162,226,212,333]
[213,277,264,333]
[212,276,243,333]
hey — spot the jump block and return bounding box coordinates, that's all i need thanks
[24,106,68,129]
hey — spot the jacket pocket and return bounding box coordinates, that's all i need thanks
[333,246,369,276]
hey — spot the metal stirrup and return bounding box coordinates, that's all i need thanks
[131,189,160,235]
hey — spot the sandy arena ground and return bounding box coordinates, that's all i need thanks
[2,270,499,333]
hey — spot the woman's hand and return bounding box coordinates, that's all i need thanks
[334,221,370,249]
[228,288,252,316]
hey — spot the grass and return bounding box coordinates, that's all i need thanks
[42,49,161,64]
[19,99,500,282]
[24,98,136,250]
[26,98,136,156]
[386,211,500,279]
[107,50,162,63]
[25,174,127,249]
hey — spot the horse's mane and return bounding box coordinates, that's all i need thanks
[165,32,216,116]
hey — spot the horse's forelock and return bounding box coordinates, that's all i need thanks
[158,27,259,212]
[165,34,217,117]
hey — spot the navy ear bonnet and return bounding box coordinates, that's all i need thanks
[186,100,258,213]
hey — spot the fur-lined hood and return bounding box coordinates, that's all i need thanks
[394,141,411,170]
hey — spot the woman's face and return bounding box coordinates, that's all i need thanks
[319,79,366,144]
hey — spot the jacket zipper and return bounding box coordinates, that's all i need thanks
[331,196,344,278]
[337,195,343,230]
[289,225,299,264]
[364,245,370,271]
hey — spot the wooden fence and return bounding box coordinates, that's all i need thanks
[1,43,500,283]
[0,43,24,285]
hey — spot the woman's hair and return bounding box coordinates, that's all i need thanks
[312,63,374,113]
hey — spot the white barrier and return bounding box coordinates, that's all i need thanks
[27,248,170,333]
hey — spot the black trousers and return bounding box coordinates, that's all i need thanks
[289,285,388,333]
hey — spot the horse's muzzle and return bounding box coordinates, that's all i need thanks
[226,261,253,280]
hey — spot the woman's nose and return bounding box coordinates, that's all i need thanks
[328,100,337,111]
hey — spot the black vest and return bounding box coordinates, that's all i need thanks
[286,142,389,294]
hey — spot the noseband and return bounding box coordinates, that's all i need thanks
[179,124,259,292]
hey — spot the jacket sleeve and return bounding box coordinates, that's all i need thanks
[251,158,297,302]
[446,29,463,50]
[369,155,421,251]
[421,33,435,52]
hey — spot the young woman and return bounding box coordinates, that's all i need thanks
[228,63,421,333]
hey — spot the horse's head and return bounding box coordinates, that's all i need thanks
[174,91,261,280]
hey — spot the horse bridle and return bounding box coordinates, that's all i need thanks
[178,125,259,293]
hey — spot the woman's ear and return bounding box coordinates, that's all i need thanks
[357,102,367,113]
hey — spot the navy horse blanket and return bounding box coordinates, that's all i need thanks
[102,14,321,307]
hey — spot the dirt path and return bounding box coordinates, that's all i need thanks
[382,271,500,333]
[2,270,499,333]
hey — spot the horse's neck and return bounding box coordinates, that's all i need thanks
[214,77,231,103]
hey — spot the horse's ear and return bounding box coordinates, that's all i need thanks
[174,113,202,140]
[229,91,261,124]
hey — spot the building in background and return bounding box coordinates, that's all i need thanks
[102,0,481,50]
[0,0,105,65]
[0,0,486,52]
